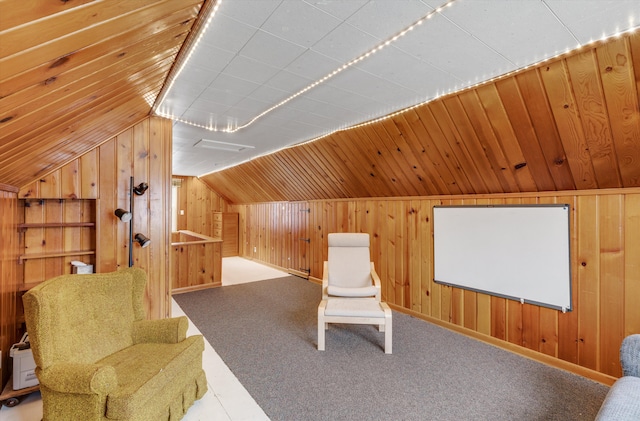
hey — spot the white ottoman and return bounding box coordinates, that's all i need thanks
[317,298,392,354]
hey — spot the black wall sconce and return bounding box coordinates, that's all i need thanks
[114,208,132,222]
[134,233,151,248]
[126,177,150,267]
[133,182,149,196]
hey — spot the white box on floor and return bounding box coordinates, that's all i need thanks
[71,260,93,274]
[10,333,39,390]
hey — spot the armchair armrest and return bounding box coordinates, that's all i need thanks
[621,334,640,377]
[132,316,188,344]
[38,362,116,395]
[370,262,382,301]
[322,261,329,299]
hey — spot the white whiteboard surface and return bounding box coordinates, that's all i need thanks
[433,205,571,311]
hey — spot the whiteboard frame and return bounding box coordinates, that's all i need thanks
[433,204,572,312]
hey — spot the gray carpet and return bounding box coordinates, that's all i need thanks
[174,276,608,421]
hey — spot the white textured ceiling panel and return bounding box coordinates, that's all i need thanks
[156,0,640,177]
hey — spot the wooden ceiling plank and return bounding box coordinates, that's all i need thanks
[0,76,164,182]
[540,58,600,190]
[340,129,396,197]
[428,101,490,194]
[494,77,558,192]
[0,56,174,152]
[1,49,178,140]
[0,8,195,94]
[0,0,202,79]
[442,95,506,193]
[515,69,576,191]
[457,89,521,193]
[474,84,538,192]
[329,130,389,198]
[1,0,158,58]
[596,37,640,187]
[3,97,152,187]
[392,112,454,195]
[379,118,437,196]
[1,0,100,32]
[413,105,475,194]
[284,147,339,199]
[307,136,372,198]
[358,124,415,197]
[1,23,188,110]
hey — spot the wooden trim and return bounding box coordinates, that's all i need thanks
[18,250,95,264]
[0,183,19,193]
[171,282,221,295]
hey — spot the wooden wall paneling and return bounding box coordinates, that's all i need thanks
[515,70,576,191]
[540,60,597,190]
[116,127,134,270]
[598,194,625,376]
[624,194,640,336]
[475,84,538,192]
[596,38,640,186]
[494,78,557,192]
[565,50,622,189]
[0,0,95,30]
[43,200,64,280]
[537,195,561,357]
[22,201,45,290]
[576,194,600,371]
[98,140,118,272]
[0,189,18,388]
[556,195,579,364]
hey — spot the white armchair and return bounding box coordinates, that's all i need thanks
[322,232,381,300]
[318,233,392,354]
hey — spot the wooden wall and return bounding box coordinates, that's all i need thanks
[17,116,172,319]
[231,188,640,380]
[0,186,18,388]
[174,176,228,235]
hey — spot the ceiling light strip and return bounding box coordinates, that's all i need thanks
[153,0,223,111]
[156,0,458,132]
[198,24,640,176]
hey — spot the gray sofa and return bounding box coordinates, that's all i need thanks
[595,334,640,420]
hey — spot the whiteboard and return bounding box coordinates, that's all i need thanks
[433,205,572,311]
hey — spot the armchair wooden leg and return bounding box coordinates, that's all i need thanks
[318,300,327,351]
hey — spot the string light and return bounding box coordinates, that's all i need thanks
[156,0,459,132]
[199,23,640,176]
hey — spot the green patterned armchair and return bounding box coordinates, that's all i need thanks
[22,268,207,420]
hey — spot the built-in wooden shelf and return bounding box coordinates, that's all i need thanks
[18,222,95,231]
[18,250,95,264]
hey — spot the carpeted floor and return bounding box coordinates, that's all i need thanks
[174,276,608,421]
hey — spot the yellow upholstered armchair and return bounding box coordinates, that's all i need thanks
[22,268,207,421]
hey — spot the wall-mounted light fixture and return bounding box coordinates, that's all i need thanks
[114,208,132,222]
[133,182,149,195]
[127,177,149,267]
[134,233,151,248]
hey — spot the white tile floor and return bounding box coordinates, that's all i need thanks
[1,257,290,421]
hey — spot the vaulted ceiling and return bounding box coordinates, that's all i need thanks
[1,0,640,204]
